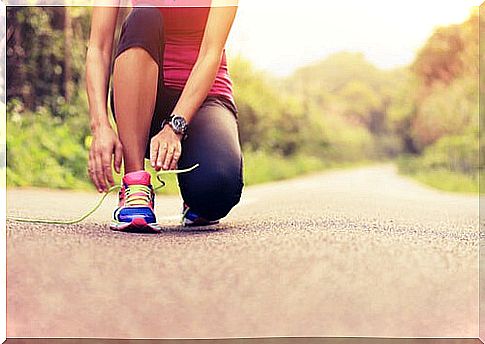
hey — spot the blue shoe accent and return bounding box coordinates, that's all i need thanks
[184,209,201,222]
[116,206,157,224]
[181,204,220,227]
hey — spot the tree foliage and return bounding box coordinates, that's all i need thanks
[5,7,479,191]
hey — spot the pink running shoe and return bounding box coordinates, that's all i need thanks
[110,170,161,233]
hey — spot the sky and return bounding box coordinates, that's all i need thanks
[226,0,481,76]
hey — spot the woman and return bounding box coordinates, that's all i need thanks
[85,0,243,232]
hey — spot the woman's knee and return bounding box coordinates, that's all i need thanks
[180,164,243,221]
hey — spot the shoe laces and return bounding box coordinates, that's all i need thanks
[124,184,152,207]
[7,164,199,225]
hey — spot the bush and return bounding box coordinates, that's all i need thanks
[398,132,478,193]
[7,100,91,189]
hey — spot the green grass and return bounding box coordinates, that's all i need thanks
[7,109,478,195]
[397,155,478,194]
[242,150,326,185]
[242,150,361,185]
[396,134,479,194]
[6,147,353,195]
[402,169,478,194]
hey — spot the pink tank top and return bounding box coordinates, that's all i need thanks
[131,0,234,105]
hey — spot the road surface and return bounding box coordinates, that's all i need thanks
[6,165,479,338]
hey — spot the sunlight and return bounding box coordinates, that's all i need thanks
[227,0,481,76]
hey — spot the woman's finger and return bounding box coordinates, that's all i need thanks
[94,152,106,192]
[169,146,181,170]
[88,151,95,185]
[102,151,114,187]
[169,141,182,170]
[156,142,168,171]
[150,139,159,168]
[91,161,102,192]
[114,142,123,174]
[163,145,175,170]
[89,149,101,191]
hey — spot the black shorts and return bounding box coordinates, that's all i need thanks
[109,7,243,221]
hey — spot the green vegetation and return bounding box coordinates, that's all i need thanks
[400,139,478,194]
[7,98,91,189]
[402,11,478,192]
[281,11,478,193]
[398,134,478,193]
[399,164,477,194]
[241,150,364,185]
[5,7,479,194]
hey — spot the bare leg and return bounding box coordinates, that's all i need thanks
[112,47,158,173]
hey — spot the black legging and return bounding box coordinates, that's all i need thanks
[109,7,244,221]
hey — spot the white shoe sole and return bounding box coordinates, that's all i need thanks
[110,217,161,233]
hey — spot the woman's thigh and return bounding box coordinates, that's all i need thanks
[177,97,244,220]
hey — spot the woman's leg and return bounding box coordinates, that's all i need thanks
[177,98,244,221]
[113,49,157,173]
[111,8,164,173]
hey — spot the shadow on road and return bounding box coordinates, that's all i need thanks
[113,223,232,236]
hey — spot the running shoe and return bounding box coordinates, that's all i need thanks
[110,170,161,232]
[181,203,219,227]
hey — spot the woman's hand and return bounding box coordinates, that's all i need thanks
[150,126,183,171]
[88,125,123,193]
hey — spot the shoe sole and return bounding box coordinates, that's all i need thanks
[110,217,161,233]
[182,219,220,227]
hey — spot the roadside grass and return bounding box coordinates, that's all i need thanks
[6,148,366,195]
[9,108,477,195]
[402,169,477,194]
[7,111,366,194]
[397,157,478,194]
[147,150,364,195]
[108,156,483,195]
[241,150,363,186]
[9,145,480,195]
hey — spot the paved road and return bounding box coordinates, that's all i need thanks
[6,165,479,338]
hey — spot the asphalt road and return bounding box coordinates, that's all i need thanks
[6,165,479,339]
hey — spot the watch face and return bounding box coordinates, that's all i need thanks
[171,115,187,133]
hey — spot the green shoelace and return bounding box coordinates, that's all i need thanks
[6,164,199,225]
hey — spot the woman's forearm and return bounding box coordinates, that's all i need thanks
[172,50,223,123]
[85,46,113,132]
[171,4,237,125]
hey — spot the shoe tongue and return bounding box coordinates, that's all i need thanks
[123,170,151,186]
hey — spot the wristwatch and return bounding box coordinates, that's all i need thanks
[162,114,188,139]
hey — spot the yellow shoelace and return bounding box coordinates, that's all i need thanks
[6,164,199,225]
[124,184,153,207]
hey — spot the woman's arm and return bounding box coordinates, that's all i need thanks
[86,6,122,192]
[171,4,238,123]
[150,4,238,171]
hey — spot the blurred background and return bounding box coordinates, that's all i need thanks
[4,1,481,193]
